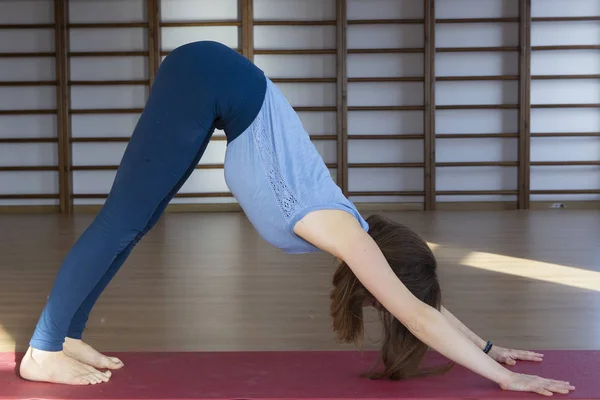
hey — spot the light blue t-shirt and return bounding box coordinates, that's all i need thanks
[224,78,369,254]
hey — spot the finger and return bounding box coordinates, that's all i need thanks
[515,351,543,361]
[545,380,574,393]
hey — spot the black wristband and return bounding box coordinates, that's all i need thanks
[483,340,493,354]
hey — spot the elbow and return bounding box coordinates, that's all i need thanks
[404,303,437,336]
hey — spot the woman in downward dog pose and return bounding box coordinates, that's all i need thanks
[20,41,573,396]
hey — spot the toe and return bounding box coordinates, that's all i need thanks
[108,357,124,368]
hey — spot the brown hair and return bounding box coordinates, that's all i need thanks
[330,214,455,380]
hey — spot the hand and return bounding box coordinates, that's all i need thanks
[489,345,544,366]
[500,372,575,397]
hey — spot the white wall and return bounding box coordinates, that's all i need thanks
[0,0,598,207]
[0,0,57,206]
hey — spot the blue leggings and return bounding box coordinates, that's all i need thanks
[30,58,215,351]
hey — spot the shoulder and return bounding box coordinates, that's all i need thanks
[292,209,370,258]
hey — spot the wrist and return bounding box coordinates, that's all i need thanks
[497,369,515,389]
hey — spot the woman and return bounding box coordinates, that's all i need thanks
[19,41,574,396]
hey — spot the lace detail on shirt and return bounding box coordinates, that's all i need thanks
[251,109,304,221]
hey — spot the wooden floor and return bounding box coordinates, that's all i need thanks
[1,209,599,353]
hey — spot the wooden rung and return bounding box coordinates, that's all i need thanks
[436,104,518,110]
[532,16,600,22]
[348,106,424,111]
[69,80,150,86]
[436,75,519,81]
[436,133,518,139]
[68,51,149,57]
[530,189,600,194]
[0,24,55,29]
[349,134,424,140]
[293,106,337,112]
[532,74,600,80]
[436,17,519,23]
[0,166,58,172]
[532,45,600,51]
[531,104,600,109]
[436,161,518,167]
[0,81,57,86]
[348,191,424,196]
[0,138,58,143]
[348,19,424,25]
[71,137,130,142]
[69,108,144,114]
[531,132,600,137]
[531,161,600,166]
[254,20,336,26]
[348,48,424,54]
[436,190,519,195]
[0,52,56,58]
[436,46,519,52]
[0,109,56,115]
[160,20,241,27]
[269,78,337,83]
[68,22,149,28]
[253,49,336,55]
[348,163,424,168]
[348,77,424,82]
[0,194,59,199]
[161,49,242,56]
[72,192,234,199]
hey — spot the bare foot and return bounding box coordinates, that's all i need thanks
[19,346,111,385]
[64,338,124,370]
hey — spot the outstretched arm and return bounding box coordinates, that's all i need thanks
[441,306,544,365]
[441,306,487,349]
[293,210,573,396]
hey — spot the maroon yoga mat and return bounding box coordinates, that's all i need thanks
[0,350,597,400]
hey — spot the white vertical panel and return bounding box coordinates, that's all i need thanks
[254,26,336,50]
[437,0,518,18]
[531,137,600,162]
[69,0,146,23]
[0,144,58,166]
[347,24,424,49]
[70,86,148,110]
[436,81,519,106]
[531,79,600,105]
[69,28,148,52]
[0,58,56,81]
[532,0,600,17]
[161,0,238,21]
[348,82,424,107]
[531,108,600,133]
[0,29,55,53]
[0,1,54,24]
[71,114,141,139]
[0,115,57,139]
[254,0,335,20]
[0,172,59,196]
[349,168,424,192]
[436,52,519,77]
[275,83,336,108]
[70,57,149,81]
[349,111,424,134]
[531,50,600,76]
[161,27,239,51]
[436,23,519,48]
[348,54,424,78]
[254,55,336,78]
[436,138,518,162]
[436,167,518,191]
[348,140,424,163]
[348,0,423,19]
[532,22,600,46]
[436,110,519,134]
[0,87,56,111]
[296,112,337,135]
